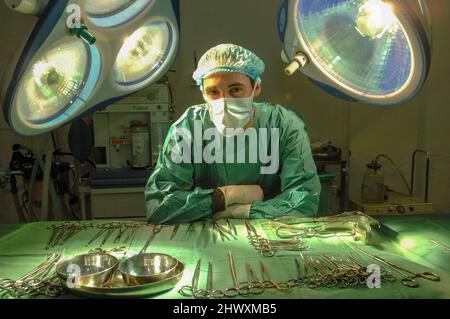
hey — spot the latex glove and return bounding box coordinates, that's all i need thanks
[213,204,251,220]
[218,185,264,207]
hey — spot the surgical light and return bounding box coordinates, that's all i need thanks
[355,0,398,39]
[114,20,172,88]
[278,0,432,106]
[84,0,153,28]
[2,0,180,136]
[17,38,89,123]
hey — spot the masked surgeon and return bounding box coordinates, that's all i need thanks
[145,44,321,224]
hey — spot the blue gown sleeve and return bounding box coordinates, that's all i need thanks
[249,109,321,219]
[145,117,214,224]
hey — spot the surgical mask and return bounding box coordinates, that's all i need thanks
[205,84,257,135]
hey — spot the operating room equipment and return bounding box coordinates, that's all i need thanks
[88,247,128,255]
[227,219,238,237]
[353,150,434,215]
[361,161,386,203]
[2,1,180,136]
[170,225,180,241]
[207,261,225,299]
[430,239,450,252]
[273,211,380,243]
[179,259,209,299]
[278,0,432,106]
[245,220,309,257]
[355,248,440,288]
[245,263,265,295]
[46,222,92,249]
[0,252,64,298]
[140,224,163,254]
[185,223,196,241]
[119,253,179,286]
[225,251,251,297]
[212,221,236,242]
[57,253,118,288]
[3,0,46,15]
[293,252,397,289]
[196,222,211,249]
[259,261,292,292]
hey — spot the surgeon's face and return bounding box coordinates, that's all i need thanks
[203,72,261,100]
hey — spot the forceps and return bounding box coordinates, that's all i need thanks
[207,261,225,298]
[140,224,163,254]
[179,259,209,299]
[355,248,440,288]
[244,220,274,257]
[245,263,265,295]
[430,239,450,252]
[170,225,180,240]
[259,261,292,292]
[227,219,238,237]
[225,251,251,297]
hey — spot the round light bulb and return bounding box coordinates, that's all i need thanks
[355,0,398,39]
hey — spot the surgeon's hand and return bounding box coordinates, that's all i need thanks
[218,185,264,207]
[212,204,252,220]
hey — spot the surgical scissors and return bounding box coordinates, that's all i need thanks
[355,248,440,288]
[179,259,209,299]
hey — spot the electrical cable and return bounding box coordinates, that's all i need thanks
[375,154,412,195]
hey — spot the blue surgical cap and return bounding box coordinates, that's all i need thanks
[193,44,265,87]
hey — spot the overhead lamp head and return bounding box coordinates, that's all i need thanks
[278,0,432,106]
[2,0,180,136]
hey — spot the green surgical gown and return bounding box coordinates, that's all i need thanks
[145,102,321,224]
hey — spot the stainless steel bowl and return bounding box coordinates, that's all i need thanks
[119,253,179,286]
[56,253,118,288]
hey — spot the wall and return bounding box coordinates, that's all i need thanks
[0,0,449,223]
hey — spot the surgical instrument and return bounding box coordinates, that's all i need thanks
[245,220,308,257]
[430,239,450,252]
[178,259,209,299]
[259,261,292,292]
[197,222,211,249]
[212,221,233,242]
[225,251,251,297]
[140,224,163,254]
[355,248,440,288]
[88,246,127,255]
[207,261,225,298]
[0,253,64,298]
[170,225,180,240]
[46,222,92,249]
[227,219,238,237]
[185,222,196,241]
[245,263,265,295]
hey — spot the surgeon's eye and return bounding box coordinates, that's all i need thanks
[206,89,220,97]
[229,87,243,96]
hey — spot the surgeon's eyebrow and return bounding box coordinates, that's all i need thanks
[228,83,245,88]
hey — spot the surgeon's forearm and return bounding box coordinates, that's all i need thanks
[146,187,215,224]
[248,190,320,220]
